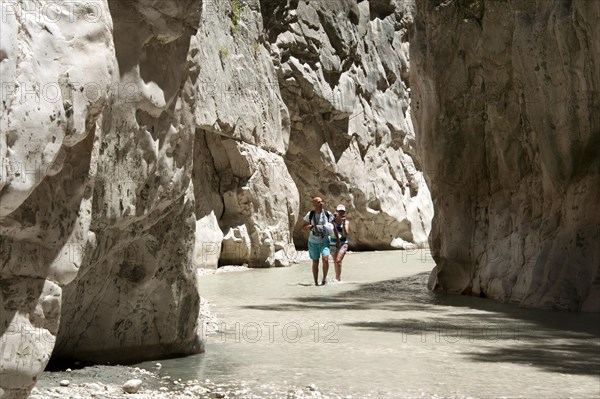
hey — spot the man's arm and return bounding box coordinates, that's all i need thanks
[302,220,311,230]
[302,213,311,230]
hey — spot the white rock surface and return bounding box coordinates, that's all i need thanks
[191,0,299,268]
[48,0,204,370]
[261,0,433,249]
[411,0,600,311]
[0,1,115,397]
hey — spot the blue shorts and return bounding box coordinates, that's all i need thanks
[308,241,330,260]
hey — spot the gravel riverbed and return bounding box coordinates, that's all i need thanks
[32,364,352,399]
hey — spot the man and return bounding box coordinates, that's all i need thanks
[302,196,334,285]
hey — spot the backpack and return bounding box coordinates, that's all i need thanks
[309,210,334,238]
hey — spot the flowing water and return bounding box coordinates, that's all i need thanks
[134,250,600,398]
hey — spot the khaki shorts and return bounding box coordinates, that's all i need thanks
[329,243,348,256]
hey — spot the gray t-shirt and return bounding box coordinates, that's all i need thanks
[304,210,332,243]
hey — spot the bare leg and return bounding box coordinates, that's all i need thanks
[334,259,341,281]
[312,260,319,285]
[336,250,346,281]
[322,256,329,285]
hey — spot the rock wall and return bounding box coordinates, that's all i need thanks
[0,0,297,396]
[1,1,118,397]
[54,0,204,365]
[191,0,299,268]
[411,0,600,311]
[261,0,433,249]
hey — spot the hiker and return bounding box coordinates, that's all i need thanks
[302,196,335,285]
[329,204,350,281]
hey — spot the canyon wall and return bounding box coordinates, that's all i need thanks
[1,2,120,397]
[262,0,433,249]
[411,0,599,311]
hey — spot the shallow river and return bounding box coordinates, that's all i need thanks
[136,250,600,398]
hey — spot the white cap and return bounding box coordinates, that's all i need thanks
[336,204,346,212]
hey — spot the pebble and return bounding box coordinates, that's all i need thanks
[215,392,226,398]
[307,383,317,391]
[59,380,70,387]
[155,362,162,369]
[122,379,143,394]
[81,383,102,392]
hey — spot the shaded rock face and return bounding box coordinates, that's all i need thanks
[261,0,433,249]
[53,0,204,366]
[411,0,600,311]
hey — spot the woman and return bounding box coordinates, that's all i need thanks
[329,204,350,282]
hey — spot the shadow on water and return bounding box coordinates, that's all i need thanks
[244,272,600,377]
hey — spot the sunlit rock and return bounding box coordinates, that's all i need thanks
[260,0,433,250]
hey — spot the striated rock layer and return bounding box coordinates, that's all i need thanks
[411,0,600,311]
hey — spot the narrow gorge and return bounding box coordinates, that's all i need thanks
[0,0,598,397]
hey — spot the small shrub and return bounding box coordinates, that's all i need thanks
[252,42,260,58]
[219,47,229,61]
[231,0,241,27]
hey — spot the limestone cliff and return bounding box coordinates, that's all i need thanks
[1,2,119,397]
[53,0,204,365]
[411,0,599,311]
[261,0,433,249]
[190,0,300,269]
